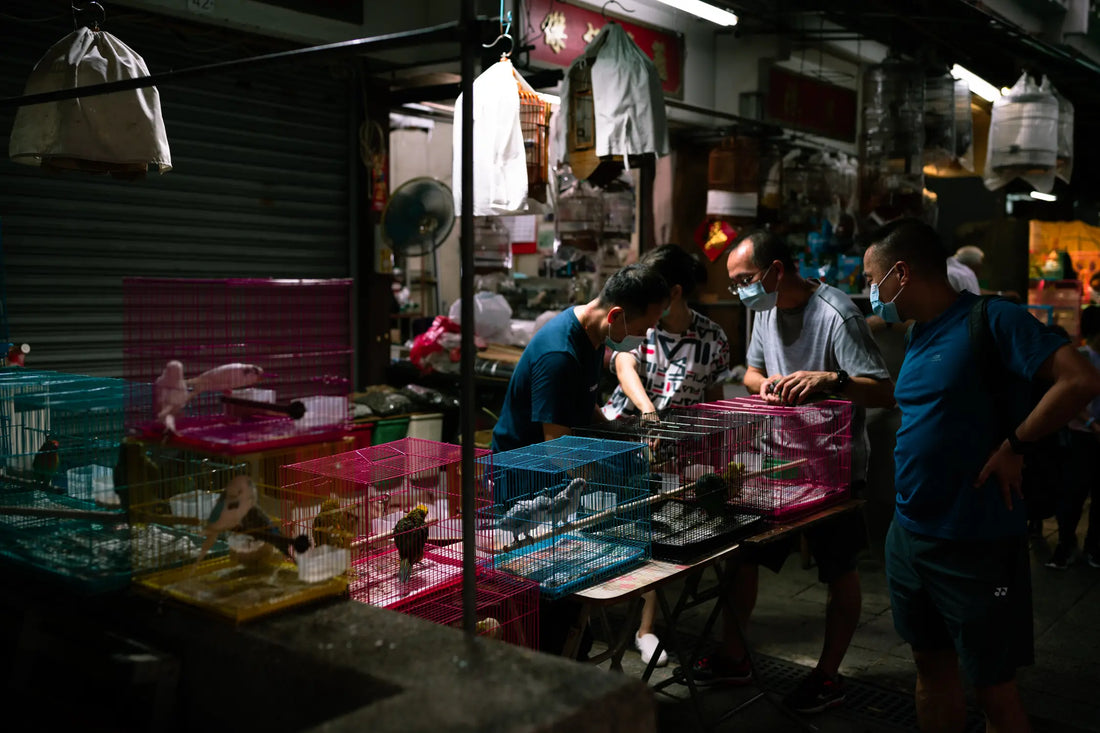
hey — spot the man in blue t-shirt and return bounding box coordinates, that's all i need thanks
[864,219,1100,733]
[492,263,670,453]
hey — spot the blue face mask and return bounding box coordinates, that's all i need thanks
[736,265,778,312]
[870,265,904,323]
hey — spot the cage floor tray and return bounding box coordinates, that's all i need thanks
[349,544,471,609]
[647,499,765,563]
[494,532,647,599]
[137,556,348,623]
[135,417,345,454]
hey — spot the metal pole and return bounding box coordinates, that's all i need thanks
[0,22,461,109]
[459,0,478,637]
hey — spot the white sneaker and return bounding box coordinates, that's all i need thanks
[635,633,668,667]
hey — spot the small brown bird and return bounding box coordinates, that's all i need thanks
[32,438,61,491]
[312,496,359,549]
[394,504,429,583]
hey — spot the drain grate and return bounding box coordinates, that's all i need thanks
[753,655,985,733]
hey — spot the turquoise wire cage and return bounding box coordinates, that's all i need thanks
[482,435,651,599]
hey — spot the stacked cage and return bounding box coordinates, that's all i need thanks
[128,443,348,622]
[692,397,853,518]
[577,409,766,561]
[279,438,494,608]
[123,278,354,453]
[485,435,651,598]
[394,568,540,650]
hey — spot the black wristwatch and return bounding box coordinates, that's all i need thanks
[1007,431,1034,455]
[834,369,850,392]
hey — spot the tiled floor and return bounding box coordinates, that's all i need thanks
[586,516,1100,732]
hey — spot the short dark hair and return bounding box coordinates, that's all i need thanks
[740,229,795,272]
[640,244,707,299]
[1082,305,1100,339]
[597,263,670,319]
[867,218,948,276]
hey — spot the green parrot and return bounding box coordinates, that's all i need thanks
[394,504,429,583]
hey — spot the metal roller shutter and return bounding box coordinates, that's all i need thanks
[0,1,353,376]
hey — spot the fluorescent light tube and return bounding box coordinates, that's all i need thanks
[1030,191,1057,202]
[652,0,738,26]
[950,64,1000,103]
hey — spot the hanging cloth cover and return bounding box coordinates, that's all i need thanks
[555,22,669,175]
[9,28,171,179]
[452,59,534,216]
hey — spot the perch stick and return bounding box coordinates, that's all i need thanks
[501,457,810,553]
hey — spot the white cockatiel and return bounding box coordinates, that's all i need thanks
[188,363,263,394]
[153,360,190,433]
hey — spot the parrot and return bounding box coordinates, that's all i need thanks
[548,477,586,528]
[112,439,163,512]
[498,493,553,544]
[692,472,729,518]
[722,461,746,500]
[154,360,191,433]
[394,504,429,583]
[312,496,360,549]
[476,617,503,640]
[31,437,61,491]
[195,474,258,564]
[188,363,263,394]
[237,504,310,557]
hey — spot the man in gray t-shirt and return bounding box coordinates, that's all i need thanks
[678,230,894,714]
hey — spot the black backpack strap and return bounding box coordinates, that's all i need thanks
[968,295,1014,442]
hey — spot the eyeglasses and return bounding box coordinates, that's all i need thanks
[728,269,766,295]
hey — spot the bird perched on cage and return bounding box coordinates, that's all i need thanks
[31,437,61,491]
[312,496,359,549]
[188,362,263,394]
[394,504,430,583]
[722,461,746,499]
[195,474,258,564]
[549,477,586,528]
[113,439,164,513]
[476,617,503,640]
[498,493,554,544]
[154,360,191,433]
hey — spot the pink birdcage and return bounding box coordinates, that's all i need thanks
[123,278,353,453]
[278,438,493,608]
[393,568,539,650]
[692,397,853,518]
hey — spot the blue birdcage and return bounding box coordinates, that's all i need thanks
[484,435,652,599]
[0,218,9,362]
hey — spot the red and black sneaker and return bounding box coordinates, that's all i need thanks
[673,654,753,687]
[784,669,846,714]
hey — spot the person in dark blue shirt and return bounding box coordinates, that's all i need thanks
[864,219,1100,733]
[491,263,670,453]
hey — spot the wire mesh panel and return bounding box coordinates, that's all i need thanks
[123,278,353,453]
[692,397,853,518]
[393,568,540,650]
[576,409,766,561]
[484,435,651,599]
[279,438,494,608]
[0,369,125,459]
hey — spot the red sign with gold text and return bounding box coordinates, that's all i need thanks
[526,0,683,97]
[766,66,857,142]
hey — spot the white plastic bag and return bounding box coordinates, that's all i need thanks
[448,291,513,343]
[984,72,1058,193]
[452,59,530,216]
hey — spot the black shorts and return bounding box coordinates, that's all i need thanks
[745,505,867,584]
[885,521,1034,687]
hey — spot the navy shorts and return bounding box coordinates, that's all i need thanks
[885,520,1034,687]
[747,505,867,584]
